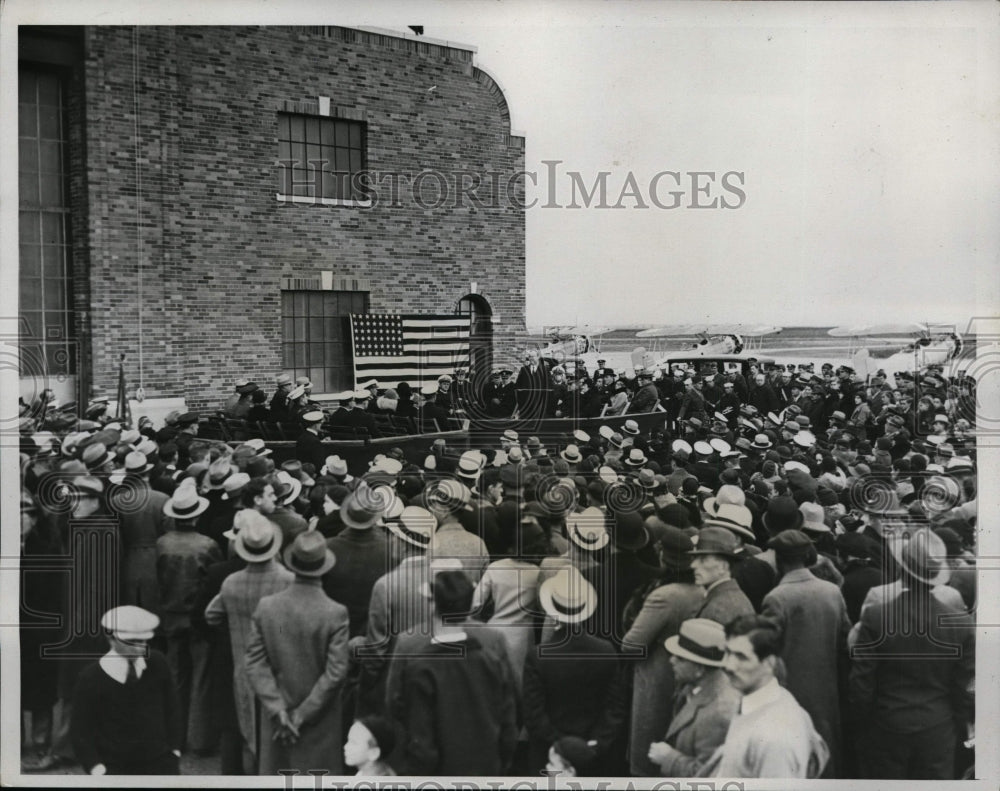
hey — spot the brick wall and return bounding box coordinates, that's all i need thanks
[82,26,525,410]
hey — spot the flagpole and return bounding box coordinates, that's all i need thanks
[117,353,132,427]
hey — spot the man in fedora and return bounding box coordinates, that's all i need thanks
[269,373,294,420]
[322,484,392,638]
[110,450,171,613]
[733,495,800,611]
[246,531,349,775]
[629,369,659,414]
[701,614,829,778]
[761,530,850,777]
[849,527,974,779]
[157,481,223,755]
[204,511,293,773]
[524,567,629,775]
[261,472,308,546]
[71,606,182,775]
[647,618,741,777]
[688,526,753,626]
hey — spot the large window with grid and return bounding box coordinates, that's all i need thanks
[277,113,366,201]
[19,69,75,378]
[281,290,369,393]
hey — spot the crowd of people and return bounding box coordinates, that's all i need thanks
[17,351,978,779]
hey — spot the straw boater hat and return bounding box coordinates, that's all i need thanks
[388,505,437,549]
[624,448,648,468]
[163,484,210,520]
[567,506,610,551]
[622,420,640,437]
[233,511,283,563]
[539,568,598,624]
[243,438,272,457]
[283,531,336,577]
[664,618,728,667]
[560,444,583,464]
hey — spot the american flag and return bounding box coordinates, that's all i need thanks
[350,314,471,387]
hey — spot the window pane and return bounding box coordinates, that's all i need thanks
[288,115,304,142]
[282,317,294,340]
[307,292,324,313]
[278,113,290,141]
[294,317,307,340]
[349,123,362,148]
[350,150,362,173]
[305,117,320,144]
[20,172,39,205]
[306,144,322,170]
[311,370,327,393]
[19,139,37,173]
[278,163,292,194]
[45,310,67,338]
[292,344,307,367]
[44,279,65,310]
[324,316,339,339]
[43,249,65,279]
[42,213,63,244]
[292,168,313,196]
[38,75,60,106]
[20,279,42,311]
[19,72,36,99]
[39,106,60,139]
[309,316,324,339]
[281,291,294,314]
[277,139,291,163]
[291,141,306,167]
[325,342,340,365]
[20,310,42,339]
[19,107,37,137]
[320,121,335,146]
[20,213,40,244]
[335,121,349,147]
[335,149,350,173]
[293,292,307,315]
[309,344,326,366]
[321,171,339,200]
[40,141,62,172]
[40,173,63,205]
[282,342,294,367]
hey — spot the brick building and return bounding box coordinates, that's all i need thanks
[18,25,525,412]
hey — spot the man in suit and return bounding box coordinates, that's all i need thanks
[415,384,451,431]
[849,527,974,779]
[204,512,293,773]
[294,411,326,470]
[647,618,741,777]
[761,530,851,777]
[523,568,629,775]
[245,531,350,775]
[628,369,660,414]
[387,568,518,776]
[71,606,182,775]
[347,389,381,438]
[269,373,294,420]
[687,527,754,626]
[514,349,551,420]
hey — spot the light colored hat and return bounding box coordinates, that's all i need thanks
[793,430,816,448]
[243,438,272,457]
[885,526,950,586]
[703,484,746,515]
[501,429,519,443]
[273,470,302,505]
[598,425,614,441]
[672,439,693,455]
[301,410,324,424]
[122,451,154,475]
[567,506,610,551]
[102,605,159,640]
[163,485,210,520]
[539,568,598,624]
[322,455,350,477]
[560,444,583,463]
[703,503,755,542]
[455,450,485,479]
[233,511,283,563]
[622,420,640,436]
[276,373,293,386]
[220,472,251,501]
[388,505,436,548]
[693,441,714,457]
[360,379,380,390]
[624,448,648,467]
[420,383,439,397]
[799,502,830,533]
[783,460,811,475]
[709,438,731,455]
[573,429,590,444]
[664,618,727,667]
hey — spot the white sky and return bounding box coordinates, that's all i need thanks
[3,1,999,332]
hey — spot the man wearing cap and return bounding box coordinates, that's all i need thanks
[204,512,293,773]
[226,381,259,420]
[647,618,741,777]
[761,530,850,776]
[414,383,450,432]
[71,606,182,775]
[523,568,629,775]
[849,527,975,779]
[157,482,223,755]
[628,369,659,414]
[688,526,753,626]
[294,410,327,471]
[246,532,349,774]
[700,614,829,778]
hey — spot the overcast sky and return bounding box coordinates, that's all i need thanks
[6,0,1000,330]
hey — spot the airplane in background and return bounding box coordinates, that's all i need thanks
[533,326,641,376]
[826,322,962,378]
[637,324,783,366]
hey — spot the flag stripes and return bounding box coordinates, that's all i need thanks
[350,314,471,387]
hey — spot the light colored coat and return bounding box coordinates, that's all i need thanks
[204,559,294,755]
[245,578,350,774]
